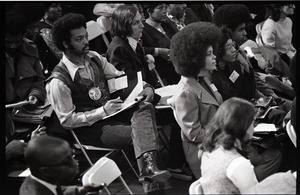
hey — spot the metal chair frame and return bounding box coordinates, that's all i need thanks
[70,129,139,179]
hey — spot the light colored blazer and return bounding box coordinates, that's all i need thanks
[168,76,223,178]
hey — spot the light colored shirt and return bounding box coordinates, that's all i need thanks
[31,175,57,195]
[261,17,293,54]
[166,12,186,31]
[201,146,258,194]
[227,156,258,193]
[46,51,124,129]
[127,36,138,52]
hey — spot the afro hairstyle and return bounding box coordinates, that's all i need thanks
[170,22,222,78]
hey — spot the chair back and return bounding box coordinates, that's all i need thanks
[189,179,204,194]
[86,20,107,41]
[82,157,121,187]
[255,21,265,47]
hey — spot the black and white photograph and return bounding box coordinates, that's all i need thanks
[3,1,298,194]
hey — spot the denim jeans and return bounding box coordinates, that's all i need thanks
[75,101,159,159]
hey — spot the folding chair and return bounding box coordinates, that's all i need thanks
[82,156,133,195]
[189,178,204,194]
[96,16,111,48]
[255,21,265,47]
[70,129,139,179]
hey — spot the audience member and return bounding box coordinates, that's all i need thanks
[46,12,171,194]
[142,4,191,181]
[165,4,199,32]
[258,4,296,65]
[213,28,290,126]
[212,28,256,101]
[106,5,173,192]
[168,22,223,178]
[213,4,293,106]
[142,4,180,85]
[19,136,103,195]
[35,3,64,77]
[165,4,187,31]
[11,3,46,42]
[199,97,258,193]
[6,125,46,176]
[5,12,46,107]
[106,5,160,88]
[212,27,285,181]
[213,4,251,46]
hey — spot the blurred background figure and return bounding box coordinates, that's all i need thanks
[35,3,64,77]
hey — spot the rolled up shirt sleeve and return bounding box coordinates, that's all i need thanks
[46,78,107,129]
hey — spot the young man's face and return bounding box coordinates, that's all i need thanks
[65,27,89,55]
[131,11,144,40]
[231,23,248,45]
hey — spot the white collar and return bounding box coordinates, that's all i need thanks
[127,36,139,52]
[61,53,85,81]
[31,175,57,195]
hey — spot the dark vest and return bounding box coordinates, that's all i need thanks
[45,53,110,144]
[47,53,110,111]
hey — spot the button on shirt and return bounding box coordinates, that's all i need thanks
[46,51,124,129]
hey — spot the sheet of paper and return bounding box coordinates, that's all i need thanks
[103,72,143,119]
[107,75,128,93]
[254,123,277,133]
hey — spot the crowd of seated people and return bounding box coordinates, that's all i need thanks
[5,3,297,194]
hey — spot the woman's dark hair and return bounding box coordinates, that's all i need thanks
[213,4,251,32]
[110,5,138,38]
[170,22,221,78]
[52,13,86,51]
[6,12,27,35]
[202,97,255,152]
[264,4,283,22]
[216,27,232,65]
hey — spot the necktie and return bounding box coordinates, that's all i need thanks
[135,41,144,57]
[56,185,63,195]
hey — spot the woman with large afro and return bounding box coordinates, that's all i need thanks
[168,22,223,178]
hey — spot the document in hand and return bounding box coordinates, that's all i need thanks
[103,71,143,119]
[254,123,278,134]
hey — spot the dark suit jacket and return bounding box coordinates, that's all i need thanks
[106,36,156,86]
[19,176,77,195]
[5,38,46,104]
[142,22,180,85]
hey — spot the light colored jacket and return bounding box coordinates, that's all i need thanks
[168,76,222,178]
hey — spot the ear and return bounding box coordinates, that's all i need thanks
[62,41,69,50]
